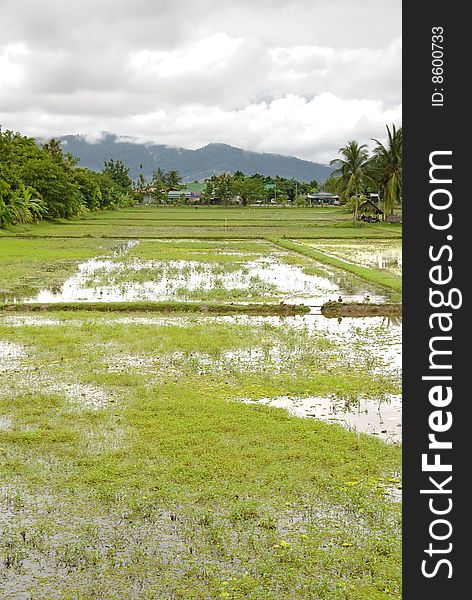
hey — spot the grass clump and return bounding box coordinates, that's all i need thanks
[0,301,309,315]
[0,237,119,298]
[321,301,402,318]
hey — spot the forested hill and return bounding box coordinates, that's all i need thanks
[57,134,333,182]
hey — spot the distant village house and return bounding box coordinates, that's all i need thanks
[167,182,205,202]
[306,192,340,206]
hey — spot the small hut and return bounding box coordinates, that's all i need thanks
[358,199,384,222]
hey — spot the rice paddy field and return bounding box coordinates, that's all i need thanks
[301,240,402,278]
[0,206,402,240]
[0,206,402,599]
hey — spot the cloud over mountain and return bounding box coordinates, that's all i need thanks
[0,0,401,163]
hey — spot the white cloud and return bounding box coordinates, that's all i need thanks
[0,0,401,163]
[267,38,402,103]
[0,44,29,87]
[130,33,245,77]
[1,93,401,163]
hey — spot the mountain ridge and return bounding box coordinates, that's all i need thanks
[55,134,333,183]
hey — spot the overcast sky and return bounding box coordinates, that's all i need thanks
[0,0,401,163]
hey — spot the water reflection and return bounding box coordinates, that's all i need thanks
[242,394,402,443]
[1,310,402,440]
[13,255,390,306]
[304,241,402,277]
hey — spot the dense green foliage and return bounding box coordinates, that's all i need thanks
[198,172,318,206]
[135,170,319,207]
[0,130,134,227]
[370,125,402,216]
[103,158,133,190]
[330,141,371,220]
[329,124,403,218]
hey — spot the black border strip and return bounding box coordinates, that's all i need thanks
[403,2,467,596]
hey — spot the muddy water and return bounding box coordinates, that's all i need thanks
[0,341,26,370]
[17,250,390,306]
[1,238,401,442]
[0,415,12,430]
[242,394,402,443]
[1,312,401,440]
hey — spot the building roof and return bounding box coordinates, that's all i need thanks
[307,191,339,198]
[359,199,383,214]
[183,182,206,193]
[167,187,203,199]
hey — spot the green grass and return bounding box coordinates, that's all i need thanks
[0,313,401,598]
[126,238,271,263]
[1,206,402,239]
[0,237,120,299]
[270,238,402,296]
[0,205,402,598]
[0,233,399,304]
[303,239,402,278]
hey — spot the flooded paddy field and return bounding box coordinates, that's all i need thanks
[0,312,401,598]
[3,238,394,306]
[302,239,402,278]
[0,237,121,301]
[0,207,402,598]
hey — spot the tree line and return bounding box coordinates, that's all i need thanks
[1,124,401,227]
[136,168,319,206]
[0,131,136,228]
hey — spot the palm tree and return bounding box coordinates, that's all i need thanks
[0,198,13,228]
[9,190,32,223]
[152,167,165,185]
[370,125,402,217]
[165,170,182,189]
[6,186,48,224]
[330,141,370,220]
[0,180,13,228]
[23,187,48,222]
